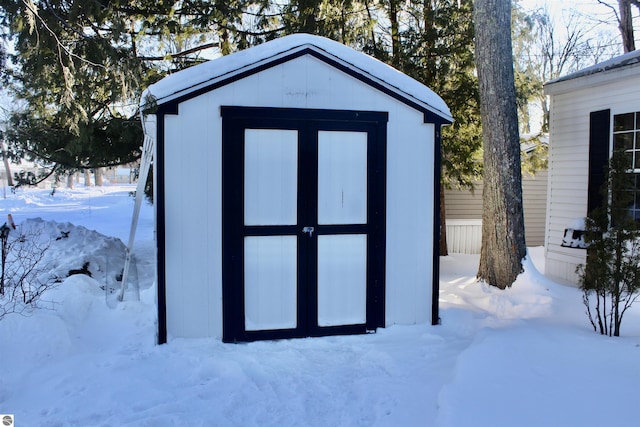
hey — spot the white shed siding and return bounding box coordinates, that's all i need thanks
[545,67,640,284]
[385,118,434,325]
[163,98,223,338]
[160,54,436,338]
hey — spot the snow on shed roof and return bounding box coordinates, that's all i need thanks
[545,49,640,87]
[141,33,452,122]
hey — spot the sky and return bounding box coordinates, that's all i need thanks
[519,0,640,51]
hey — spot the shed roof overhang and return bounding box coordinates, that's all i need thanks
[141,33,453,125]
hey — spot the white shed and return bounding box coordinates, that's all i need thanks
[544,50,640,284]
[142,34,452,343]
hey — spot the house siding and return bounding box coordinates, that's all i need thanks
[444,170,548,253]
[544,65,640,284]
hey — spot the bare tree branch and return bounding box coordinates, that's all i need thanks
[0,222,57,320]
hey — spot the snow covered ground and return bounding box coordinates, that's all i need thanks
[0,185,639,427]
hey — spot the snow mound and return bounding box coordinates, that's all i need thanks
[439,249,554,326]
[12,217,131,295]
[45,274,105,324]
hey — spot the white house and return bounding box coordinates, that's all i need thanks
[544,50,640,284]
[141,34,452,343]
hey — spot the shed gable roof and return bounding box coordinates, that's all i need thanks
[142,34,452,124]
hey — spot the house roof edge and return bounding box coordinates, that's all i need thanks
[544,49,640,93]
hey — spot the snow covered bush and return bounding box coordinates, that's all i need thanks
[0,220,58,320]
[577,151,640,336]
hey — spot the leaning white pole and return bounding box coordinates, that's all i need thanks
[118,113,155,301]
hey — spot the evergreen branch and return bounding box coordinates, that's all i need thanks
[20,0,106,70]
[20,147,65,167]
[22,145,139,170]
[110,5,174,17]
[138,42,219,61]
[42,0,90,40]
[25,162,60,186]
[228,9,289,20]
[217,24,286,38]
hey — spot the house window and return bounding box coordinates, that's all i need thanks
[612,111,640,220]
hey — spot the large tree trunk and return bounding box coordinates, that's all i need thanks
[389,0,401,68]
[94,167,103,187]
[67,172,74,189]
[474,0,526,289]
[1,141,13,187]
[439,186,448,256]
[618,0,636,53]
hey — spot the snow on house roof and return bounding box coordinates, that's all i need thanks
[141,33,452,122]
[521,133,548,154]
[545,49,640,87]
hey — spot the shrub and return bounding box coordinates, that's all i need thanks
[577,151,640,336]
[0,221,57,320]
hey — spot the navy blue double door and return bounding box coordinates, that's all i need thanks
[222,107,386,342]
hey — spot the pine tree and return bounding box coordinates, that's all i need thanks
[365,0,481,255]
[0,0,154,173]
[272,0,374,48]
[0,0,256,174]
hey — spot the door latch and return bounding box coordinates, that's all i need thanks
[302,226,315,237]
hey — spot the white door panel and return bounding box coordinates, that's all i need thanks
[317,131,368,225]
[244,236,298,331]
[244,129,298,226]
[317,234,367,327]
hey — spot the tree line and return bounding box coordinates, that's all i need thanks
[2,0,624,182]
[0,0,635,289]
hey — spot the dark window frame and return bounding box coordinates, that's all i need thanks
[612,111,640,221]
